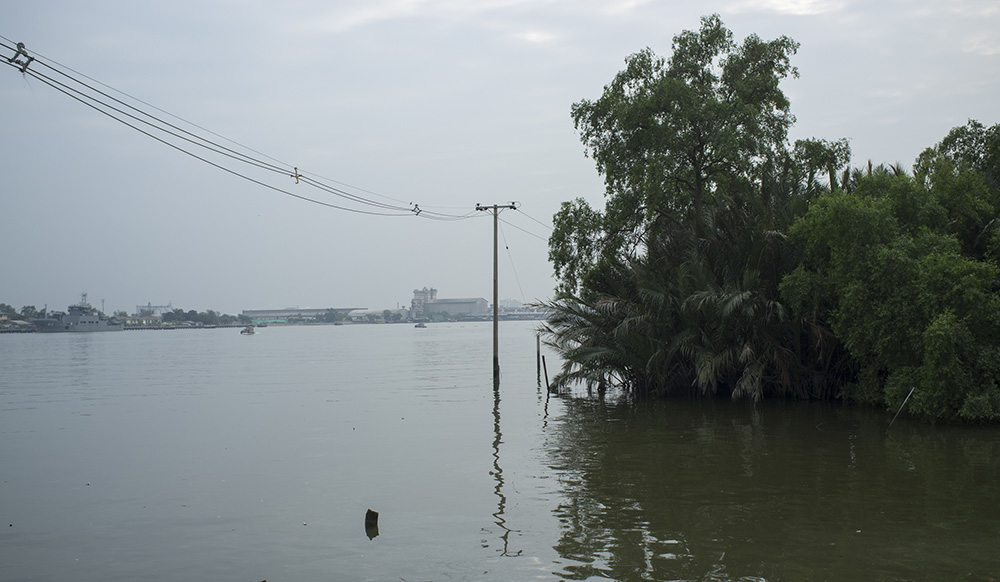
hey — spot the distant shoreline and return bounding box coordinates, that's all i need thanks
[1,316,550,334]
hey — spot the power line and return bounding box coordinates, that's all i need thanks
[3,59,406,216]
[1,37,477,220]
[1,34,454,214]
[516,209,554,231]
[499,217,548,241]
[498,219,526,303]
[2,33,454,213]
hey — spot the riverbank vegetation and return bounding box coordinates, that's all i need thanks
[159,308,244,326]
[0,303,246,327]
[543,15,1000,422]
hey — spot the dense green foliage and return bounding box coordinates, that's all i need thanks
[0,302,244,325]
[313,309,348,323]
[784,126,1000,421]
[544,15,1000,422]
[160,308,241,326]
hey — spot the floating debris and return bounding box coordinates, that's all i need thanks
[365,508,379,540]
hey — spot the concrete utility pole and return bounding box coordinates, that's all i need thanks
[476,203,517,381]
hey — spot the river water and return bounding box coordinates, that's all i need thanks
[0,322,996,581]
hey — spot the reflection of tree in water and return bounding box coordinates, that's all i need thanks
[548,397,1000,581]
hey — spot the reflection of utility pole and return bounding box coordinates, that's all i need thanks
[476,203,517,381]
[491,375,521,556]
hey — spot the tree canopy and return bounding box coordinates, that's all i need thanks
[544,16,1000,422]
[784,129,1000,420]
[553,14,800,296]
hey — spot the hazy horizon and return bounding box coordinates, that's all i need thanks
[8,287,527,317]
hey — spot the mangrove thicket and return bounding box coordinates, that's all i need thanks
[543,15,1000,423]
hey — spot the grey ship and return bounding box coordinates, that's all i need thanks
[33,293,124,332]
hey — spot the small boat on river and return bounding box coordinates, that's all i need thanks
[415,322,427,328]
[240,326,256,335]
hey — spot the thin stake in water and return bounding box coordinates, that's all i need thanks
[887,387,916,431]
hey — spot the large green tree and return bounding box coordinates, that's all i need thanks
[545,16,846,401]
[552,14,800,296]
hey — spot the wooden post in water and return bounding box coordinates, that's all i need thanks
[536,334,541,385]
[542,355,551,392]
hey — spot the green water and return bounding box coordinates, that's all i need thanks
[1,322,996,581]
[549,398,999,581]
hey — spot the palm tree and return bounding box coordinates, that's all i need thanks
[543,148,853,401]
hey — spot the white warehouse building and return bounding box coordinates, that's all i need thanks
[423,298,489,316]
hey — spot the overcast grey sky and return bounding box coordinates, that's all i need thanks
[2,0,997,315]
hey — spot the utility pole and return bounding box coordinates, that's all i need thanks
[476,203,517,381]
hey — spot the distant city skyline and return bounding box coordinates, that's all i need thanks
[3,288,524,317]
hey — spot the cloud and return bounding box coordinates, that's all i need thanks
[598,0,654,16]
[513,29,561,45]
[945,0,1000,17]
[299,0,689,35]
[301,0,544,33]
[961,34,1000,56]
[727,0,847,16]
[303,0,425,32]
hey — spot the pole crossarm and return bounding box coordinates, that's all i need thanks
[476,203,518,380]
[475,203,518,213]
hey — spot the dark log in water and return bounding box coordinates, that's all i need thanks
[365,509,379,540]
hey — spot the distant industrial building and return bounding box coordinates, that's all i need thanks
[410,287,437,316]
[411,287,489,317]
[423,297,489,316]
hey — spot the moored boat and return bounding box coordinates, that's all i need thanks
[33,293,123,332]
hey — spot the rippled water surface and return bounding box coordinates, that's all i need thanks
[1,322,997,581]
